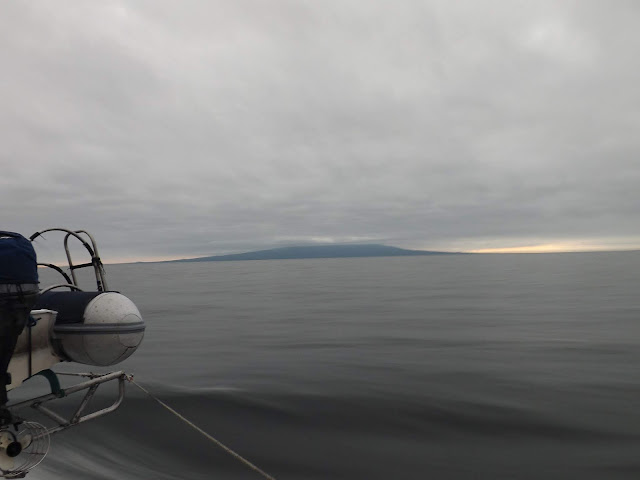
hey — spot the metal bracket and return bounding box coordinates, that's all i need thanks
[7,371,126,436]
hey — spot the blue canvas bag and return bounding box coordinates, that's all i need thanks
[0,232,38,285]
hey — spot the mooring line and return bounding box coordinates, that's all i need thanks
[127,376,277,480]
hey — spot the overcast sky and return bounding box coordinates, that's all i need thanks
[2,1,639,262]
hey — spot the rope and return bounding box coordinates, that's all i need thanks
[126,376,277,480]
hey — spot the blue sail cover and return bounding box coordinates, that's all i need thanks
[0,232,38,284]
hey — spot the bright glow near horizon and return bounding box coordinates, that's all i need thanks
[470,242,640,254]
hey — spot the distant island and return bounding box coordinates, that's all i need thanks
[170,244,463,263]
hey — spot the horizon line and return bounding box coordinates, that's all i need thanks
[104,244,640,265]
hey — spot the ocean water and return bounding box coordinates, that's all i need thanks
[22,253,640,479]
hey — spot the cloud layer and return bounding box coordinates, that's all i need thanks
[2,1,639,261]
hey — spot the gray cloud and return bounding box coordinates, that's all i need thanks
[1,0,639,261]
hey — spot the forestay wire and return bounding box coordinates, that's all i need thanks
[126,376,277,480]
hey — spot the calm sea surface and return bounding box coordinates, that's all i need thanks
[27,253,640,479]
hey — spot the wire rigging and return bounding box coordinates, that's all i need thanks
[127,376,277,480]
